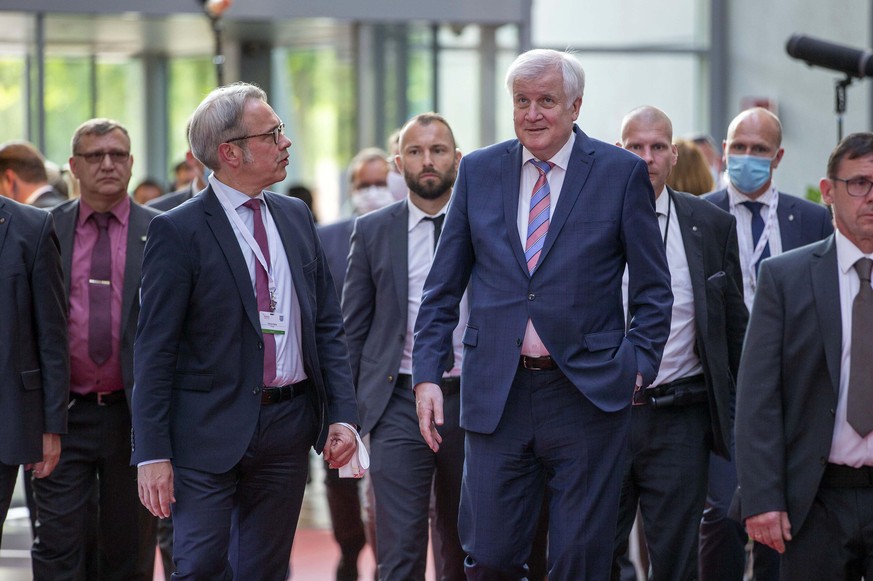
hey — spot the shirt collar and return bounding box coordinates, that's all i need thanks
[835,229,873,275]
[407,198,449,233]
[77,195,131,227]
[521,130,576,171]
[655,187,670,215]
[209,173,265,209]
[727,182,777,209]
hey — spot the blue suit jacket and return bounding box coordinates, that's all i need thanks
[412,126,673,434]
[703,188,834,252]
[131,186,358,473]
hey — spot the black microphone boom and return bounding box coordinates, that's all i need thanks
[786,34,873,78]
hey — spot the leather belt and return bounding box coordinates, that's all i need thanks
[261,380,310,405]
[821,463,873,488]
[633,374,706,407]
[397,374,460,397]
[519,355,557,371]
[71,390,126,406]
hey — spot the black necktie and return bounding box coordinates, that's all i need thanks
[740,201,771,271]
[89,212,113,365]
[848,258,873,437]
[423,214,445,254]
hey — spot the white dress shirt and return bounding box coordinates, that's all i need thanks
[622,189,701,387]
[401,199,467,377]
[828,229,873,466]
[726,183,783,311]
[517,133,575,356]
[210,174,306,385]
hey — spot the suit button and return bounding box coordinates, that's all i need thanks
[528,293,535,300]
[258,342,264,350]
[516,338,522,346]
[830,408,836,416]
[388,375,394,382]
[820,457,827,465]
[253,386,261,394]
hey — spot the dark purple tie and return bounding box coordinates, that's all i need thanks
[243,199,277,385]
[88,212,113,366]
[848,258,873,437]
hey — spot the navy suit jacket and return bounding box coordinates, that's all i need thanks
[146,183,196,212]
[0,198,69,465]
[703,188,834,252]
[669,189,747,458]
[412,126,673,434]
[131,186,358,473]
[735,236,841,533]
[52,199,159,406]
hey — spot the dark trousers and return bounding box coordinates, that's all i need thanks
[369,379,465,581]
[699,452,779,581]
[31,397,157,581]
[612,399,710,581]
[170,394,317,581]
[0,463,17,544]
[324,461,366,581]
[781,485,873,580]
[461,367,630,581]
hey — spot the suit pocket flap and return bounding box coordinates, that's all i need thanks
[706,270,727,290]
[583,330,624,352]
[462,325,478,347]
[173,373,213,392]
[20,369,42,391]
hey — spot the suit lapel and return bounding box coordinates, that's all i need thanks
[502,142,528,274]
[671,190,708,335]
[121,204,150,336]
[0,199,9,256]
[776,193,801,251]
[266,192,314,335]
[389,203,410,322]
[53,201,79,297]
[540,126,593,266]
[810,237,842,395]
[203,187,260,334]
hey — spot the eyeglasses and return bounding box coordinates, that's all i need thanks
[74,150,131,164]
[226,123,285,146]
[831,176,873,198]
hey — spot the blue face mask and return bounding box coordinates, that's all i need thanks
[727,155,773,194]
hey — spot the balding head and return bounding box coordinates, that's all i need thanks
[726,107,782,148]
[620,106,673,143]
[723,107,784,198]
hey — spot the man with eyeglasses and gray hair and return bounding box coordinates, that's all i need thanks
[31,118,159,580]
[132,82,359,579]
[735,131,873,579]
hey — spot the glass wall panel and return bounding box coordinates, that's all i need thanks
[168,57,216,178]
[0,57,26,143]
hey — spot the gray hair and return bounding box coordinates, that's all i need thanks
[71,118,130,154]
[188,82,268,171]
[347,147,390,185]
[505,49,585,103]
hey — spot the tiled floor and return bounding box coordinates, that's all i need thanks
[0,456,419,580]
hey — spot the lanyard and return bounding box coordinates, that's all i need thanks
[212,183,277,300]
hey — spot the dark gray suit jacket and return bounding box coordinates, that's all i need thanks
[669,188,747,458]
[29,186,67,209]
[342,200,414,436]
[146,184,196,212]
[52,199,160,406]
[735,236,841,534]
[0,198,69,464]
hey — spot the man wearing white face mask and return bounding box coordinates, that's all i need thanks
[317,147,392,581]
[700,107,833,581]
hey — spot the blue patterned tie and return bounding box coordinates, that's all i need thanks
[525,159,555,273]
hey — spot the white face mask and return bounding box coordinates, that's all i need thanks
[351,185,395,215]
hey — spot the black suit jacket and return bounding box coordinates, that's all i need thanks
[131,187,358,473]
[703,188,833,251]
[669,189,747,457]
[0,198,69,464]
[52,199,160,406]
[735,236,841,534]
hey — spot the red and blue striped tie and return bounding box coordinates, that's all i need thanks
[525,159,555,273]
